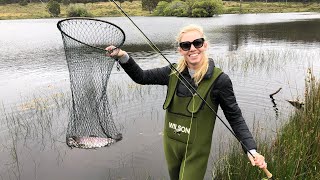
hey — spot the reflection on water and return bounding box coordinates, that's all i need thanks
[269,87,283,120]
[0,13,320,179]
[220,19,320,51]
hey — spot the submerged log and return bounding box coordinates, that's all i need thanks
[269,87,282,98]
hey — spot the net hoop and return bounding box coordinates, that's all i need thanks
[57,17,126,51]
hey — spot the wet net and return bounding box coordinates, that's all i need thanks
[57,18,125,149]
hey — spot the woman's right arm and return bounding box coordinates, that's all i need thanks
[121,56,171,85]
[106,46,171,85]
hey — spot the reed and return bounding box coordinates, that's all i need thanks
[1,92,71,178]
[213,48,316,75]
[213,68,320,179]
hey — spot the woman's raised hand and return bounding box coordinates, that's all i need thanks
[105,45,126,59]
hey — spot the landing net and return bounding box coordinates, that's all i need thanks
[57,18,125,149]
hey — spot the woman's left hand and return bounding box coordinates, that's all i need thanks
[248,152,267,169]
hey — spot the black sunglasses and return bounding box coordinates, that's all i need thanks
[179,38,205,51]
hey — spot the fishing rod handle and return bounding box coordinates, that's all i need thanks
[262,167,273,179]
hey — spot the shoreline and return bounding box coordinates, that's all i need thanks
[0,1,319,20]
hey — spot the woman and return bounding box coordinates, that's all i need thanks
[106,24,267,180]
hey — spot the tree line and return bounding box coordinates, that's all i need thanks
[1,0,319,18]
[1,0,319,5]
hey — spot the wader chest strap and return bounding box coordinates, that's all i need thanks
[163,65,222,113]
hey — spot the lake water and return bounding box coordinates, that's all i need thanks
[0,12,320,180]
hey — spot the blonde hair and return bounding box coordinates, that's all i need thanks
[175,24,209,85]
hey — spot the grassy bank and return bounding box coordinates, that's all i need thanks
[0,1,320,20]
[224,1,320,14]
[213,69,320,179]
[0,1,149,20]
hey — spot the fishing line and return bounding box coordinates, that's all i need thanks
[180,94,195,180]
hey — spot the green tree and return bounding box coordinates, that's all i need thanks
[46,0,60,17]
[153,1,169,16]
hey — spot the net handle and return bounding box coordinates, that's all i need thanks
[57,17,126,51]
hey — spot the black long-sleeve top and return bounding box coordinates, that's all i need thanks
[120,56,257,152]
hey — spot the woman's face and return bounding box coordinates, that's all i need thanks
[178,30,208,70]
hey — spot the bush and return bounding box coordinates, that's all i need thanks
[47,0,60,17]
[191,0,224,17]
[154,0,223,17]
[67,5,92,17]
[163,0,188,17]
[191,8,209,17]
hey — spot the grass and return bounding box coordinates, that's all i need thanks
[213,68,320,179]
[0,2,50,19]
[0,1,150,20]
[0,1,320,20]
[223,1,320,14]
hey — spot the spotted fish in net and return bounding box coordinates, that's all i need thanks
[66,135,122,149]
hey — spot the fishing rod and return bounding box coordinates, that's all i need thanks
[109,0,273,179]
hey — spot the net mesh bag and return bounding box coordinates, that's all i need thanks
[57,18,125,148]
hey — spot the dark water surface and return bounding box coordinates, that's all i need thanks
[0,13,320,180]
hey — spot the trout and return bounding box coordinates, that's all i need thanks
[67,135,121,149]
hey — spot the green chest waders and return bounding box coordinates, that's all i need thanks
[163,67,222,180]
